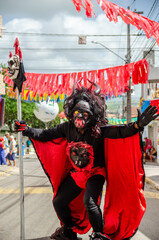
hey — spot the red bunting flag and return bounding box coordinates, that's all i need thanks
[3,59,149,99]
[72,0,159,45]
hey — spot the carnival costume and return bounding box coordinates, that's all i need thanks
[14,80,159,240]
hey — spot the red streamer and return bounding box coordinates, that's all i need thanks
[3,59,149,98]
[72,0,159,46]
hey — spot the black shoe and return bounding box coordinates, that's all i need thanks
[50,226,77,240]
[89,232,111,240]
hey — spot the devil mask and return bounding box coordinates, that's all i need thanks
[63,79,107,137]
[8,55,20,80]
[72,100,93,129]
[7,54,26,93]
[66,142,94,170]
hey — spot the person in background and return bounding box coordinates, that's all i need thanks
[149,146,157,162]
[6,135,16,166]
[144,137,152,155]
[26,138,31,154]
[14,137,18,154]
[0,137,6,165]
[3,132,10,163]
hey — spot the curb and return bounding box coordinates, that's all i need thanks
[145,176,159,191]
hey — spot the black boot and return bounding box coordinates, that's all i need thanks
[89,232,111,240]
[50,226,77,240]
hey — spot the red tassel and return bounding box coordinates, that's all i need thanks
[83,0,95,17]
[97,69,105,92]
[5,58,148,97]
[18,47,22,60]
[72,0,84,12]
[13,38,19,55]
[71,0,159,46]
[9,51,12,58]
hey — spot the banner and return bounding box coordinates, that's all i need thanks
[3,59,149,99]
[141,99,159,114]
[108,117,137,125]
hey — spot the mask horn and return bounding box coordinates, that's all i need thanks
[87,79,101,95]
[72,78,83,92]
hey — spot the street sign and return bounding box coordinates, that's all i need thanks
[78,36,87,44]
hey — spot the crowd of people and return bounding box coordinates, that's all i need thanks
[0,132,17,166]
[0,132,32,166]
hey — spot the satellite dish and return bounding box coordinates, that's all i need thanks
[34,101,59,123]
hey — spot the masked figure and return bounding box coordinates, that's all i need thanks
[8,54,26,92]
[15,80,158,240]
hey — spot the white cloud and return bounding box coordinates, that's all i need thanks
[1,13,128,73]
[6,18,43,33]
[1,4,158,75]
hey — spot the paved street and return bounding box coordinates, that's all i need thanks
[0,154,159,240]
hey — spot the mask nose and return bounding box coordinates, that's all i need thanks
[78,113,82,118]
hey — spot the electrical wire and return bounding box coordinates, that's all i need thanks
[130,0,159,50]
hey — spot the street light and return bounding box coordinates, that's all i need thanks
[91,40,127,121]
[91,41,126,62]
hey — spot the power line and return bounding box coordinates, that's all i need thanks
[0,47,153,51]
[131,0,159,50]
[3,31,146,37]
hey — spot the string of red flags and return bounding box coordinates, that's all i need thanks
[72,0,159,46]
[3,59,149,102]
[4,59,149,97]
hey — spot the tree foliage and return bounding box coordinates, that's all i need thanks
[4,95,64,131]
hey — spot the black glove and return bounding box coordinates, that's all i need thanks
[14,120,28,132]
[136,105,159,128]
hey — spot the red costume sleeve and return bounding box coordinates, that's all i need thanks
[31,133,146,238]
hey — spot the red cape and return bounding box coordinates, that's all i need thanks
[31,133,146,239]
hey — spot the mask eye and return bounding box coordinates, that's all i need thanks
[83,112,89,118]
[72,152,76,156]
[74,110,79,116]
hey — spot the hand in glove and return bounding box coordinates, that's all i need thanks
[14,120,28,132]
[136,105,159,128]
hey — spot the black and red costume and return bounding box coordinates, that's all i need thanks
[22,121,145,240]
[15,81,158,240]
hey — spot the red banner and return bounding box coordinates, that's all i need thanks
[3,59,149,98]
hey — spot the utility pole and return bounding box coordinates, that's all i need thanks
[126,8,131,123]
[126,7,143,123]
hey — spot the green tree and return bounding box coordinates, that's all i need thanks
[2,64,65,130]
[4,95,64,131]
